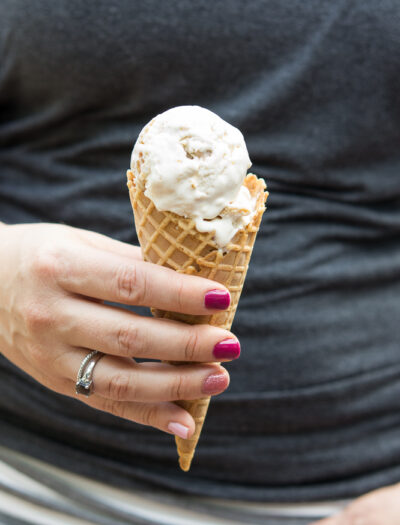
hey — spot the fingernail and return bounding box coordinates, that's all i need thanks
[168,422,190,440]
[202,373,228,395]
[213,339,241,360]
[204,289,230,310]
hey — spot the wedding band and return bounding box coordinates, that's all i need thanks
[75,350,105,397]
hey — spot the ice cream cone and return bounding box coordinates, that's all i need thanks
[127,169,268,471]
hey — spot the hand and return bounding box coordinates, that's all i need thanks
[0,223,236,440]
[310,483,400,525]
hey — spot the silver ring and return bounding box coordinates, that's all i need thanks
[75,350,105,397]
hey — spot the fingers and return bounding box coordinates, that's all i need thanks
[60,299,240,362]
[60,351,230,403]
[21,340,197,439]
[57,245,230,315]
[85,396,196,439]
[94,358,230,403]
[72,227,143,261]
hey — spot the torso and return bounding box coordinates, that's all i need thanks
[1,0,400,501]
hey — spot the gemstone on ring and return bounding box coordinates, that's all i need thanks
[75,350,104,397]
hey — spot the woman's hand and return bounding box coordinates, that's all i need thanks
[0,223,237,440]
[310,483,400,525]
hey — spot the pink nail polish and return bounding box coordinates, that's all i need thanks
[213,339,241,360]
[202,373,228,395]
[168,422,189,440]
[204,289,230,310]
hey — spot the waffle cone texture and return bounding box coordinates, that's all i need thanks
[127,169,268,471]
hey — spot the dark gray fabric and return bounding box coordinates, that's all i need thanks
[1,0,400,503]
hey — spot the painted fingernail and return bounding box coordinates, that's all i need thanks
[204,289,230,310]
[202,373,229,395]
[168,422,190,440]
[213,339,241,360]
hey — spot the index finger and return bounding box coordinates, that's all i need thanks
[58,246,231,315]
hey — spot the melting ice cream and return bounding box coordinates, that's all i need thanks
[131,105,257,248]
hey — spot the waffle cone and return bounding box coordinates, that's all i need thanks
[127,169,268,471]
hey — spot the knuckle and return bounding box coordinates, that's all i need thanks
[176,278,185,311]
[140,404,160,428]
[115,263,144,304]
[107,372,132,401]
[24,301,54,335]
[169,373,187,400]
[31,244,63,281]
[117,324,140,357]
[183,328,200,361]
[102,398,128,420]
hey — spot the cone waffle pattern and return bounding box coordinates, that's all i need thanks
[174,397,211,471]
[127,169,267,471]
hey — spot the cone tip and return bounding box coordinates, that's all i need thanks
[179,457,192,472]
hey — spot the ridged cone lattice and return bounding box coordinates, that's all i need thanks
[127,169,268,471]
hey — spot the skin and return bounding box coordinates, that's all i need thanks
[2,223,398,515]
[310,483,400,525]
[0,222,235,439]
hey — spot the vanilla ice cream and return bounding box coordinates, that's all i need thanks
[131,105,258,248]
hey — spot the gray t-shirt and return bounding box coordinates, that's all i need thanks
[1,0,400,502]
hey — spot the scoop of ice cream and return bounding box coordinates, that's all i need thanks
[131,105,255,247]
[194,185,258,247]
